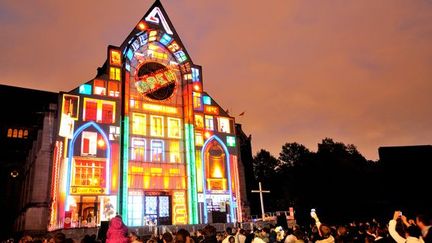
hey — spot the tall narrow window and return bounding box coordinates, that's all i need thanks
[195,115,204,129]
[23,130,28,139]
[102,104,114,124]
[63,95,79,119]
[132,113,146,135]
[81,131,97,156]
[18,129,23,138]
[167,118,181,138]
[150,116,164,137]
[195,132,203,146]
[110,49,122,66]
[84,101,97,121]
[159,196,170,217]
[131,138,146,161]
[145,196,158,215]
[128,193,143,226]
[205,116,214,131]
[151,140,164,162]
[110,67,121,81]
[7,128,12,137]
[13,129,18,138]
[169,141,180,163]
[193,92,202,110]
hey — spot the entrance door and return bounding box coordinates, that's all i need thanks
[144,196,158,225]
[144,195,171,225]
[158,196,170,225]
[78,196,99,226]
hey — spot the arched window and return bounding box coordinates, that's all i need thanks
[204,140,227,191]
[7,128,12,137]
[23,130,28,139]
[18,129,23,138]
[12,129,18,138]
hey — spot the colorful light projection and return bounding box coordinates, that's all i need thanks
[205,116,214,131]
[48,0,245,228]
[82,98,116,124]
[137,21,147,31]
[62,95,79,119]
[143,103,178,114]
[226,136,236,147]
[121,116,130,218]
[135,65,176,94]
[124,16,196,224]
[205,142,226,191]
[191,68,200,82]
[145,7,174,35]
[231,155,242,222]
[59,114,75,139]
[128,163,186,189]
[65,121,111,210]
[204,105,219,115]
[203,96,211,105]
[110,49,122,66]
[79,84,92,95]
[49,141,63,229]
[184,124,199,223]
[118,2,242,225]
[217,117,231,133]
[172,191,187,224]
[200,135,235,223]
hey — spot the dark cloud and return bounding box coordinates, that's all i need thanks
[1,0,432,160]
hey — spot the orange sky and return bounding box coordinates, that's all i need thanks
[1,0,432,160]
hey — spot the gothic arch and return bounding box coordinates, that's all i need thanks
[65,121,111,210]
[201,135,235,223]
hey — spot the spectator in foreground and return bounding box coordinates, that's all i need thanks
[129,232,142,243]
[237,229,247,243]
[311,210,335,243]
[388,211,421,243]
[106,215,128,243]
[201,225,217,243]
[416,214,432,243]
[162,232,174,243]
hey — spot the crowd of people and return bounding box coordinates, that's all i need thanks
[8,210,432,243]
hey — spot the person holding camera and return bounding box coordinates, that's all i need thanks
[388,211,422,243]
[310,209,335,243]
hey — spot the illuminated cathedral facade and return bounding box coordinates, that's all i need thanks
[49,0,247,228]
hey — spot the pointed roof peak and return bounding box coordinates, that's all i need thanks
[120,0,178,50]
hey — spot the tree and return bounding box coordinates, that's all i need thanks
[278,142,312,169]
[252,149,279,180]
[250,139,380,224]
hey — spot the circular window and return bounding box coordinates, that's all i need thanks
[135,62,176,100]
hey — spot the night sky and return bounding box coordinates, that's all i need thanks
[1,0,432,160]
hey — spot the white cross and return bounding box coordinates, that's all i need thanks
[251,182,270,220]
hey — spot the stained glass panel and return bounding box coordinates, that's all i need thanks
[159,196,169,217]
[145,196,157,215]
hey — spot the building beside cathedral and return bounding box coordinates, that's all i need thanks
[0,85,58,238]
[49,0,249,229]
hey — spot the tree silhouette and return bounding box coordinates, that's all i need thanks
[252,149,279,180]
[252,138,379,224]
[279,142,311,168]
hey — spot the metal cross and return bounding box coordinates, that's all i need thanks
[251,182,270,220]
